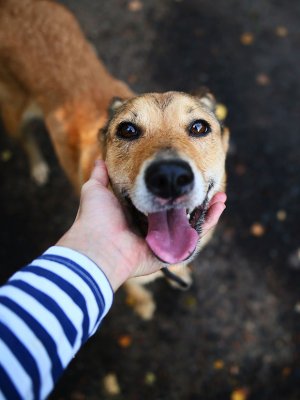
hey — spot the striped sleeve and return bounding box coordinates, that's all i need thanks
[0,246,113,400]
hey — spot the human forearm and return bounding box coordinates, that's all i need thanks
[0,246,113,400]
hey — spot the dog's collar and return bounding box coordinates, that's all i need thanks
[162,267,190,290]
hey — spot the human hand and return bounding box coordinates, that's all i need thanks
[57,160,226,291]
[202,192,227,237]
[57,160,158,290]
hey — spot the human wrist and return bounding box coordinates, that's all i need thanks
[56,225,134,291]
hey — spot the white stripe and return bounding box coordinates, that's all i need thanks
[45,246,113,317]
[30,257,105,334]
[31,246,113,335]
[0,286,72,367]
[14,270,84,351]
[0,338,33,400]
[0,304,53,399]
[0,389,5,400]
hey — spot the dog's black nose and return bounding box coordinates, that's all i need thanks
[145,160,194,199]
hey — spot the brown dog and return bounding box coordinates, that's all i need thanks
[0,0,133,190]
[103,93,229,318]
[0,0,229,319]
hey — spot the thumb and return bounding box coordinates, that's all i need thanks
[89,159,109,187]
[201,192,227,237]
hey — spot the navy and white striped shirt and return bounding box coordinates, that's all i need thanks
[0,246,113,400]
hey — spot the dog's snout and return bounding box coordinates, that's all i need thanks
[145,160,194,199]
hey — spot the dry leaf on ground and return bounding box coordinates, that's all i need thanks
[128,0,143,12]
[250,222,265,237]
[103,373,121,396]
[240,32,254,45]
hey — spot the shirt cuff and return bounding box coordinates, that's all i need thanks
[43,246,114,320]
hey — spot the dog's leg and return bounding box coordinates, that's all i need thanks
[21,120,50,186]
[124,279,156,320]
[20,104,49,186]
[0,97,25,141]
[1,99,49,185]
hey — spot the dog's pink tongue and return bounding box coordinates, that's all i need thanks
[146,208,198,264]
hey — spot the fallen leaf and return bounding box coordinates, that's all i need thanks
[240,32,254,45]
[250,222,265,237]
[235,163,247,176]
[184,295,197,309]
[276,210,287,221]
[282,367,292,377]
[144,372,156,385]
[275,26,288,37]
[128,0,143,12]
[229,365,240,375]
[215,103,228,121]
[1,150,12,162]
[103,373,121,395]
[213,360,224,370]
[288,248,300,270]
[294,303,300,314]
[256,73,271,86]
[118,334,132,348]
[231,388,249,400]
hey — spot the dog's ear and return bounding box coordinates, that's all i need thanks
[191,87,216,112]
[100,98,126,143]
[199,93,216,112]
[108,97,125,116]
[191,87,229,124]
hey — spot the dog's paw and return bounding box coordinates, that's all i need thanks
[126,290,156,320]
[125,280,157,320]
[134,299,156,320]
[31,161,49,186]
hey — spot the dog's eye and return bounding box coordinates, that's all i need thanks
[189,120,211,137]
[117,122,140,140]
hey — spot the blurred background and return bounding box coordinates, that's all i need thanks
[0,0,299,399]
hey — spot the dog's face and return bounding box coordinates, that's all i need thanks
[102,91,229,265]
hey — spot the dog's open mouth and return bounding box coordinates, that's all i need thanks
[124,195,209,265]
[146,206,206,264]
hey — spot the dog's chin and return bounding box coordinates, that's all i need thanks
[123,195,209,265]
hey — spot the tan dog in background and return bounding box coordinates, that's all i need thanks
[0,0,229,319]
[0,0,133,190]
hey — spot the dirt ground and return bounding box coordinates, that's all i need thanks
[0,0,300,399]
